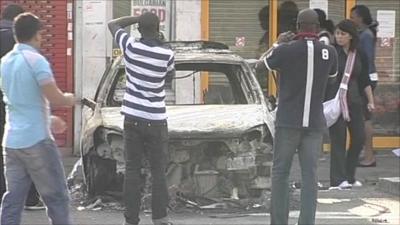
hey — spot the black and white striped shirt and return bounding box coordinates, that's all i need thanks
[115,28,174,121]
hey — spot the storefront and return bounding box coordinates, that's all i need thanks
[202,0,400,149]
[109,0,399,149]
[354,0,400,148]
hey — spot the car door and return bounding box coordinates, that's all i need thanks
[80,59,119,157]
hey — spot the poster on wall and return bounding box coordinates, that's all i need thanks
[377,10,396,48]
[131,0,171,40]
[377,10,396,38]
[82,1,107,54]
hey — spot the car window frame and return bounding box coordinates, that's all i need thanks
[95,58,123,106]
[104,58,264,107]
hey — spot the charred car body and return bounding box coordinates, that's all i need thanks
[80,41,276,199]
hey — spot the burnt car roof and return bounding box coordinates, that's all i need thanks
[168,41,244,63]
[117,41,246,65]
[166,41,229,50]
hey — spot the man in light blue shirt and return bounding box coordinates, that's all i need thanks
[1,40,56,148]
[0,12,75,224]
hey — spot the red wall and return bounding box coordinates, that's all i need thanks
[1,0,74,148]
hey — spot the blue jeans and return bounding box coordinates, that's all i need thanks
[270,127,323,225]
[1,139,72,225]
[123,117,169,225]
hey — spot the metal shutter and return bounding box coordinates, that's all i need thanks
[278,0,345,25]
[1,0,74,148]
[209,0,267,59]
[327,0,345,25]
[209,0,267,87]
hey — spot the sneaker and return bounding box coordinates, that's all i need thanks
[338,181,352,189]
[24,201,45,210]
[328,186,341,190]
[153,217,173,225]
[351,180,363,187]
[154,222,173,225]
[123,222,136,225]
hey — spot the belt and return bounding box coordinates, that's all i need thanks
[125,116,167,126]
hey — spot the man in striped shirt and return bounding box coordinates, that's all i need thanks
[256,9,337,225]
[108,12,174,225]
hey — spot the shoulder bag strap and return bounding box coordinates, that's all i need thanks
[339,50,357,121]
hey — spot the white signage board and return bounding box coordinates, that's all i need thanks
[83,1,105,23]
[131,0,171,40]
[377,10,396,38]
[309,0,328,16]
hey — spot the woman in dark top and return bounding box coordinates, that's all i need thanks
[351,5,379,167]
[327,20,375,189]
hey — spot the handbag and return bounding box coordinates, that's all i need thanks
[323,91,341,127]
[324,50,357,127]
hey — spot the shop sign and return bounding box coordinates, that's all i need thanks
[235,37,246,47]
[131,0,171,40]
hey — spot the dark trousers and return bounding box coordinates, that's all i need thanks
[329,103,365,186]
[123,117,169,225]
[270,127,323,225]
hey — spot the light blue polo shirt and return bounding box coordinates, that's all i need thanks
[0,43,55,149]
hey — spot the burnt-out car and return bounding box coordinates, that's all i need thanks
[80,41,276,199]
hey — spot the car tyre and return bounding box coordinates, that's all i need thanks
[83,149,117,198]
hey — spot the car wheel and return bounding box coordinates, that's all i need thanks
[83,149,117,198]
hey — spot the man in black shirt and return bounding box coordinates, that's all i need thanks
[256,9,338,225]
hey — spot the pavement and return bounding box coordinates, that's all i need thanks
[20,150,400,225]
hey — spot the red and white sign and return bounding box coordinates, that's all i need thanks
[133,7,166,22]
[235,37,246,47]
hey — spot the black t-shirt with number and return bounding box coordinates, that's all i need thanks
[264,38,338,130]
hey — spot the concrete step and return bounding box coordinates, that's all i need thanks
[378,177,400,196]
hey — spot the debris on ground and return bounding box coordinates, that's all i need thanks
[76,196,124,211]
[67,158,84,189]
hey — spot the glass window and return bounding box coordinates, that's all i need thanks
[113,0,131,19]
[109,63,249,107]
[277,0,346,33]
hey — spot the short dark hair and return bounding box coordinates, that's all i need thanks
[258,5,269,31]
[351,5,378,39]
[279,1,298,33]
[138,12,159,36]
[314,8,335,34]
[13,12,43,43]
[1,4,24,20]
[336,19,359,51]
[351,5,373,26]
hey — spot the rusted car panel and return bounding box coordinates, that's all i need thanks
[80,41,276,198]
